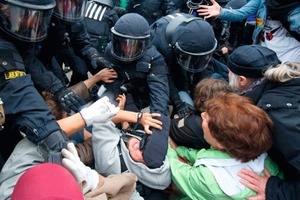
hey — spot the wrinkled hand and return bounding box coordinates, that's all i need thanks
[176,102,195,118]
[140,113,162,134]
[91,56,114,72]
[197,0,221,19]
[62,143,99,194]
[54,87,86,113]
[80,96,120,127]
[95,68,118,83]
[238,168,271,200]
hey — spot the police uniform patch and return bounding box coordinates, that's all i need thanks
[4,70,26,80]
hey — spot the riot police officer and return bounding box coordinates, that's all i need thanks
[36,0,113,91]
[0,0,119,171]
[84,0,119,57]
[101,13,170,117]
[0,0,69,169]
[150,13,228,118]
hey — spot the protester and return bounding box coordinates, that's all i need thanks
[11,155,137,200]
[0,100,163,199]
[227,45,300,199]
[168,93,283,199]
[197,0,300,63]
[169,78,233,149]
[92,114,171,199]
[11,163,85,200]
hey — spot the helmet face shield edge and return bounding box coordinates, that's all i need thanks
[111,27,150,62]
[0,1,54,42]
[174,38,217,73]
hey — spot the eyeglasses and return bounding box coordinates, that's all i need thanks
[121,129,149,150]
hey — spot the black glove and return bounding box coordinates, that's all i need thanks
[176,102,195,118]
[54,87,86,113]
[90,56,114,73]
[40,130,69,165]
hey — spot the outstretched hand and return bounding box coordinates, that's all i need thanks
[140,113,162,134]
[238,168,271,200]
[197,0,221,19]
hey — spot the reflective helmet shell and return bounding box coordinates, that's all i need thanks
[172,18,217,73]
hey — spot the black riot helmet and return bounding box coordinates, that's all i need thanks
[111,13,150,62]
[53,0,87,23]
[171,17,217,73]
[187,0,230,9]
[0,0,55,42]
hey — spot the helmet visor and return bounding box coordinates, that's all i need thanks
[53,0,87,22]
[111,31,149,62]
[176,51,212,73]
[174,40,216,73]
[0,3,53,42]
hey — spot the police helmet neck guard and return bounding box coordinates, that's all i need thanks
[110,13,150,62]
[52,0,88,23]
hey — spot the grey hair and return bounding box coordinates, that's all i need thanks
[263,62,300,82]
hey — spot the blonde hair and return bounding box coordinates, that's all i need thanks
[264,62,300,82]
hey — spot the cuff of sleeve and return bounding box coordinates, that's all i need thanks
[80,108,92,127]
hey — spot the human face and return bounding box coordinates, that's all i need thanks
[201,112,222,149]
[127,137,145,164]
[120,41,141,58]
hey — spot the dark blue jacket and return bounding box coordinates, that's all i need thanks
[0,36,62,167]
[150,14,228,106]
[244,78,300,200]
[104,43,170,116]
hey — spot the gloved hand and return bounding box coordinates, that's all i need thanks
[176,102,195,118]
[80,96,120,127]
[40,130,69,165]
[54,87,86,113]
[62,142,99,194]
[91,56,114,72]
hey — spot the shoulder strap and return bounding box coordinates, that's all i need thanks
[164,13,188,43]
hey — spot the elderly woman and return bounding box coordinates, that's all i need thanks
[167,93,283,199]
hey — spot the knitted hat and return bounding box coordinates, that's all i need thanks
[142,114,171,168]
[12,163,84,200]
[227,45,281,78]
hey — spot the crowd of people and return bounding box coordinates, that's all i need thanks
[0,0,299,199]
